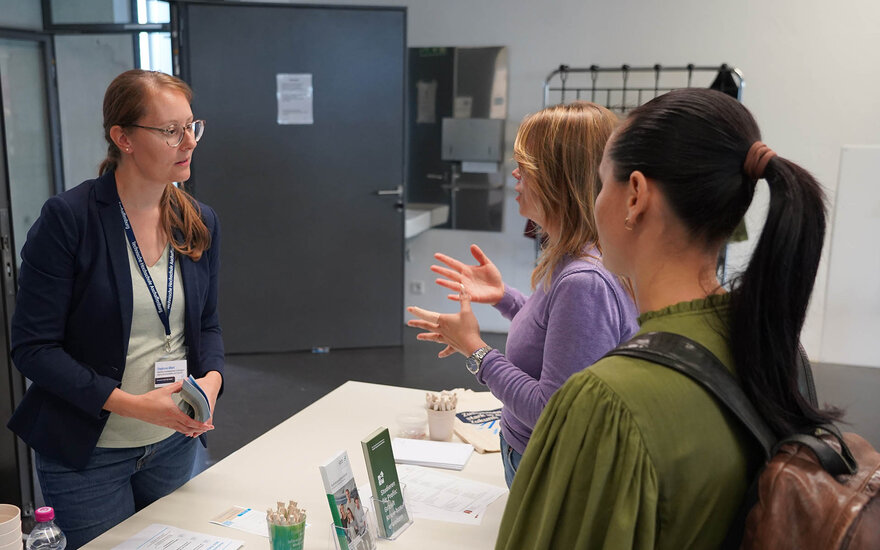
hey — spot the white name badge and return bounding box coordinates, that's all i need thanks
[154,359,188,387]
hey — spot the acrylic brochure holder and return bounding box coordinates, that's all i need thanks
[370,483,413,541]
[328,506,378,550]
[329,485,413,550]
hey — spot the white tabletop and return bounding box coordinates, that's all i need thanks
[85,381,508,549]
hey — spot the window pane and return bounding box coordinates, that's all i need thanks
[0,39,55,266]
[54,35,134,187]
[138,32,172,74]
[48,0,170,26]
[49,0,133,25]
[0,0,44,30]
[144,0,170,24]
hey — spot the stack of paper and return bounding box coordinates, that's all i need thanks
[391,438,473,470]
[178,375,211,422]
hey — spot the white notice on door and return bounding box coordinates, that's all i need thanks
[276,73,313,125]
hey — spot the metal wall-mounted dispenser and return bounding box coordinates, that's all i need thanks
[407,46,508,232]
[441,118,504,163]
[438,117,506,227]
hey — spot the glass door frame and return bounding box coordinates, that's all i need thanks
[0,28,64,195]
[0,26,64,515]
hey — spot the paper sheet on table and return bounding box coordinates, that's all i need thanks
[111,523,244,550]
[210,506,269,537]
[396,464,507,525]
[358,481,485,526]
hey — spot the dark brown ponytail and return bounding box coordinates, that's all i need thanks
[608,88,839,437]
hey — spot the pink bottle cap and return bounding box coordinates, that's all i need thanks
[34,507,55,522]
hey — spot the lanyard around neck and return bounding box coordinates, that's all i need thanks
[119,201,175,353]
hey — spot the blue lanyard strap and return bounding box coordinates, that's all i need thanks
[119,201,175,352]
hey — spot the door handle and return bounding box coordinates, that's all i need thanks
[376,185,403,196]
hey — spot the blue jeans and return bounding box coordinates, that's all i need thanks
[500,432,523,489]
[35,431,198,549]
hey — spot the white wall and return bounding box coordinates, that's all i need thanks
[252,0,880,358]
[821,147,880,367]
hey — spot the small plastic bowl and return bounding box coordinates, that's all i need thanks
[396,409,427,439]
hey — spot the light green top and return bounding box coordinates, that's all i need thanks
[97,240,187,448]
[496,294,759,550]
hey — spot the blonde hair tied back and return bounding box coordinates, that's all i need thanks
[513,101,618,289]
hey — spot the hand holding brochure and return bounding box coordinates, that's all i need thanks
[178,375,211,422]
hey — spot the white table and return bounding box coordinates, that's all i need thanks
[86,381,508,549]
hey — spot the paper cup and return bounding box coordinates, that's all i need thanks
[427,408,456,441]
[0,537,22,550]
[0,506,19,537]
[0,528,21,547]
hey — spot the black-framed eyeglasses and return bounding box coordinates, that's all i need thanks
[127,119,206,147]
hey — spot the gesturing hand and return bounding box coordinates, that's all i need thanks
[432,244,505,306]
[407,286,488,359]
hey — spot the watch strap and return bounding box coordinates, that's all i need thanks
[466,346,493,374]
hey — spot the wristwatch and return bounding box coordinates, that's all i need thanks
[466,346,493,375]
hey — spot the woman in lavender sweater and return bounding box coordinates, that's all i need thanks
[408,102,639,487]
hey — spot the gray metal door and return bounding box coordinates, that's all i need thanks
[178,2,405,353]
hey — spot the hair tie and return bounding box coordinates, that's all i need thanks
[743,141,777,180]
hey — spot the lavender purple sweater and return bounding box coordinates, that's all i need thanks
[477,251,639,455]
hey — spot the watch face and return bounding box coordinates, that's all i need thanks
[466,357,479,374]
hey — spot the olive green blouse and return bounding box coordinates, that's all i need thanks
[495,295,760,550]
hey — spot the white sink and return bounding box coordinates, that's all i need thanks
[405,203,450,238]
[405,209,431,239]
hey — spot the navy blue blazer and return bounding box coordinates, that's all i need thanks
[7,171,224,469]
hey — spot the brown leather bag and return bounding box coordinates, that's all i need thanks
[608,332,880,550]
[742,431,880,549]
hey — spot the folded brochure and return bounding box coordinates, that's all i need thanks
[178,375,211,422]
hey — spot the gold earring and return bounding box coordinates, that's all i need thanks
[624,217,634,231]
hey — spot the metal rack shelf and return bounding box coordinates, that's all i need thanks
[543,63,745,111]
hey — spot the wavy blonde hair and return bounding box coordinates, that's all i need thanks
[100,70,210,261]
[513,101,618,289]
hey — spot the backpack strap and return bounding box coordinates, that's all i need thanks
[775,431,856,476]
[607,331,776,459]
[605,331,858,549]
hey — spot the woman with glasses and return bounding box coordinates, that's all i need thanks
[7,69,223,549]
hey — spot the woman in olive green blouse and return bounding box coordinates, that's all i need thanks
[495,89,840,550]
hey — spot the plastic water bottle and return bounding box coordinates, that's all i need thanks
[25,507,66,550]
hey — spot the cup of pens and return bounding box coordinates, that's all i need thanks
[426,390,457,441]
[267,501,306,550]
